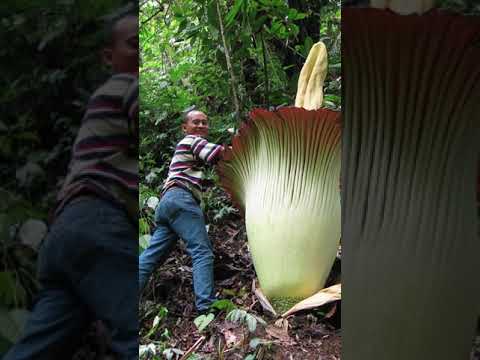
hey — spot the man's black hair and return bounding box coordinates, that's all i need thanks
[102,2,138,46]
[182,105,198,123]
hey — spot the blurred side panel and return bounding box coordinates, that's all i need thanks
[0,1,139,359]
[341,1,480,359]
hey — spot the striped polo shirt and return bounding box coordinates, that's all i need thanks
[162,135,224,201]
[54,73,138,223]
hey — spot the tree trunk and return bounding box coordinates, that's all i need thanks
[215,0,241,124]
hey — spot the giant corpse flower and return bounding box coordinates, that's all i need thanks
[342,6,480,360]
[219,41,341,312]
[219,107,341,311]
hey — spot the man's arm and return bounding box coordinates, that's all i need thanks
[191,136,224,165]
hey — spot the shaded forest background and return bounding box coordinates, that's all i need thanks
[0,0,134,355]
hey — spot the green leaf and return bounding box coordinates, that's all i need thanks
[324,94,341,103]
[252,15,267,32]
[0,307,29,344]
[139,218,150,235]
[139,235,151,254]
[0,272,26,307]
[225,0,245,28]
[193,313,215,332]
[144,307,168,339]
[245,313,257,332]
[287,8,307,21]
[226,308,244,323]
[161,328,170,339]
[177,19,189,34]
[144,315,160,339]
[210,299,236,313]
[0,335,11,356]
[206,1,220,29]
[303,36,314,57]
[163,347,184,359]
[249,337,262,349]
[323,100,337,108]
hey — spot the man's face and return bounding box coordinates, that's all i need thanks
[103,15,139,75]
[182,111,209,137]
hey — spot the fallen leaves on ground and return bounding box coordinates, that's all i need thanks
[139,212,342,359]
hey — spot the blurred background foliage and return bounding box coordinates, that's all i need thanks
[0,0,133,354]
[1,0,133,208]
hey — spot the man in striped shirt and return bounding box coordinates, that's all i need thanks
[139,110,225,314]
[5,13,138,360]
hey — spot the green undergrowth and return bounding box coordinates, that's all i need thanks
[270,297,304,315]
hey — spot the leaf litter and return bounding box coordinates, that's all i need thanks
[139,208,342,359]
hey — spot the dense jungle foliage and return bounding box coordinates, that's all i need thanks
[139,0,342,229]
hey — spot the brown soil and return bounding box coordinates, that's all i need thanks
[139,214,341,359]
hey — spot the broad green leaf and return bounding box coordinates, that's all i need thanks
[139,235,151,254]
[193,313,214,332]
[303,36,314,57]
[139,218,150,235]
[245,314,257,332]
[206,0,220,29]
[210,299,236,313]
[225,0,245,28]
[0,307,29,344]
[0,272,26,307]
[249,337,262,349]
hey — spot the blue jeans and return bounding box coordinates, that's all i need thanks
[4,198,138,360]
[139,187,216,312]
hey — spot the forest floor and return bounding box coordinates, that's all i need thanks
[70,212,480,360]
[138,213,342,360]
